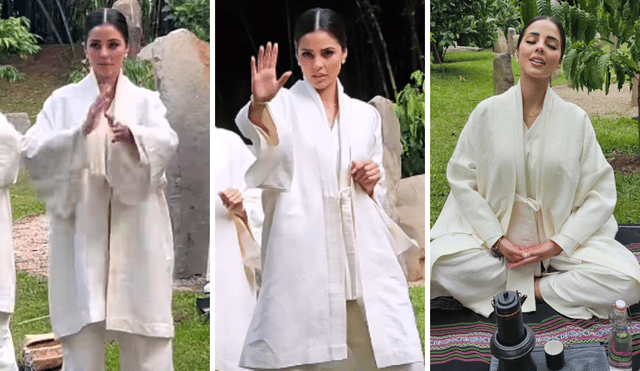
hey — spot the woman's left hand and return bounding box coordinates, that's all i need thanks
[351,160,380,197]
[506,239,563,269]
[105,112,135,145]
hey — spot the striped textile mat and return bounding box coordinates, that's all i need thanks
[430,242,640,370]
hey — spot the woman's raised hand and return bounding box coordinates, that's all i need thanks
[83,83,114,136]
[251,42,292,104]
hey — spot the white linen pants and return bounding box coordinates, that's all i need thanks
[0,312,17,371]
[59,321,173,371]
[248,301,423,371]
[431,247,640,319]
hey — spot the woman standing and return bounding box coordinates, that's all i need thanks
[0,113,21,371]
[235,8,423,371]
[431,16,640,318]
[22,8,178,370]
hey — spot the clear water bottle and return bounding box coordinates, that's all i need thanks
[608,299,632,371]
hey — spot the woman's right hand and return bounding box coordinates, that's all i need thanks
[83,83,114,136]
[251,42,292,105]
[496,237,536,268]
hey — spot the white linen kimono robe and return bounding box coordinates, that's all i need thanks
[0,113,20,371]
[22,72,178,339]
[235,79,423,369]
[215,127,262,371]
[431,81,640,318]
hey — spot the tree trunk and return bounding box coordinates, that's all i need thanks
[404,0,424,72]
[354,0,390,99]
[34,0,64,44]
[54,0,76,57]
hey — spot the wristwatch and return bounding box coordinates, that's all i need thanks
[491,236,503,255]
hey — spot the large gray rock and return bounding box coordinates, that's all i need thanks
[113,0,143,57]
[368,96,401,221]
[493,29,509,54]
[396,175,425,283]
[139,29,210,279]
[494,53,514,95]
[5,113,30,134]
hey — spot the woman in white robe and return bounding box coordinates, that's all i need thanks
[22,9,178,370]
[235,8,423,371]
[431,16,640,319]
[0,113,21,371]
[215,127,263,371]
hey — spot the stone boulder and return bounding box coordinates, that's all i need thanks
[368,96,401,221]
[5,113,30,134]
[397,174,425,283]
[139,29,210,279]
[508,27,518,56]
[493,52,514,96]
[493,29,509,54]
[113,0,143,57]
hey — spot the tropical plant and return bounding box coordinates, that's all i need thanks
[521,0,640,150]
[394,70,425,177]
[491,0,522,37]
[0,5,41,81]
[0,65,24,82]
[430,0,498,63]
[166,0,210,42]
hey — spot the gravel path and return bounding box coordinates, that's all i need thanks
[12,214,207,292]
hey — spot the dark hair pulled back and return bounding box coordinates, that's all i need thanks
[294,8,347,52]
[516,15,566,60]
[84,8,129,45]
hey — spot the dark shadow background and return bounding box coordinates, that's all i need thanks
[215,0,425,137]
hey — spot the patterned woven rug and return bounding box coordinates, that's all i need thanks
[430,242,640,370]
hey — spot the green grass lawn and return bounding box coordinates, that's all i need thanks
[431,49,640,226]
[409,285,425,355]
[11,272,210,370]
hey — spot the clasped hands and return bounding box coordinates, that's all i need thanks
[496,237,563,269]
[82,82,134,145]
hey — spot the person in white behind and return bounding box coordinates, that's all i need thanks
[215,127,263,371]
[0,112,21,371]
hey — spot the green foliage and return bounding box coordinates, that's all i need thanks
[69,59,156,91]
[0,65,23,82]
[430,0,497,63]
[0,11,40,58]
[394,70,425,177]
[409,285,425,355]
[0,5,40,82]
[122,58,155,90]
[523,0,640,95]
[492,0,522,37]
[167,0,210,42]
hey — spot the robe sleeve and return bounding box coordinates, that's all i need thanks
[446,110,504,247]
[235,91,294,191]
[108,91,178,204]
[368,106,386,206]
[0,115,20,189]
[229,132,263,243]
[550,117,616,256]
[22,94,88,218]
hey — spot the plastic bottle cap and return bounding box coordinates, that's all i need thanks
[616,300,627,310]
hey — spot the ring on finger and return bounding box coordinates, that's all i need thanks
[523,253,531,259]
